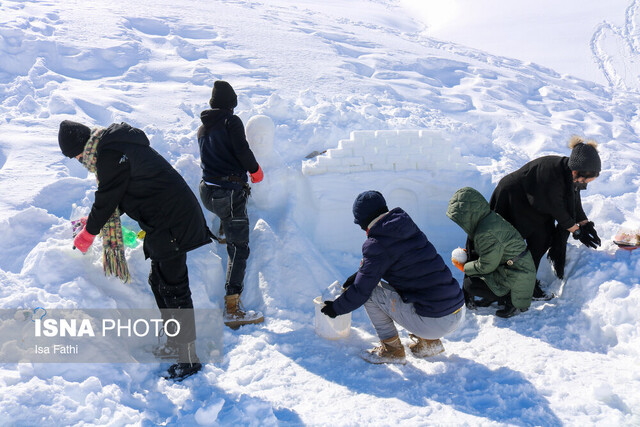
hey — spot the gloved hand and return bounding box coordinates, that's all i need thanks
[342,272,357,289]
[73,227,96,253]
[321,301,338,318]
[452,259,465,272]
[250,164,264,183]
[572,221,601,249]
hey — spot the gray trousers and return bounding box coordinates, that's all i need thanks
[364,283,465,341]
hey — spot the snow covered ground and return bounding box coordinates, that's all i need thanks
[1,0,639,424]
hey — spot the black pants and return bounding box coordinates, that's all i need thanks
[463,276,502,305]
[523,227,553,270]
[148,253,196,344]
[199,181,250,296]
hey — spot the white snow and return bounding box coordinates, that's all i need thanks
[0,0,639,425]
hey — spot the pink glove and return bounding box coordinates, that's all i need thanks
[74,227,96,253]
[250,164,263,183]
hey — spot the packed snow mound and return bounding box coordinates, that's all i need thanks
[0,0,639,425]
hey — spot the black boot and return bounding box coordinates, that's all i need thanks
[165,341,202,381]
[463,289,477,310]
[496,299,527,318]
[532,280,554,301]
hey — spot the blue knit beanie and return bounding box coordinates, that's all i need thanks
[352,190,388,230]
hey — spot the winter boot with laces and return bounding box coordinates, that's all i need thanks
[165,341,202,381]
[360,335,406,365]
[152,335,180,360]
[408,333,445,358]
[224,294,264,329]
[150,324,180,359]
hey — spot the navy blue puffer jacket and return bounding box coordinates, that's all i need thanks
[332,208,464,317]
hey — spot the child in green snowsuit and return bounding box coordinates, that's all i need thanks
[446,187,536,318]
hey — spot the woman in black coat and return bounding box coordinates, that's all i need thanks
[58,120,212,380]
[489,136,602,296]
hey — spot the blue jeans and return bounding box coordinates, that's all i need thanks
[199,181,250,296]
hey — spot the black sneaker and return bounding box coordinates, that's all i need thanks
[164,362,202,381]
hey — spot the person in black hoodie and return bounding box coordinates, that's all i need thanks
[489,136,602,297]
[58,120,211,380]
[322,191,465,364]
[197,80,265,329]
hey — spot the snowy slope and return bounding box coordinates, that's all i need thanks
[0,0,639,425]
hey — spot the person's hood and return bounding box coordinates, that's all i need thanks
[446,187,491,236]
[99,122,149,148]
[200,108,232,128]
[368,208,418,240]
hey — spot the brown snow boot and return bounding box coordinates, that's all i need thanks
[360,335,406,365]
[408,333,445,358]
[224,294,264,329]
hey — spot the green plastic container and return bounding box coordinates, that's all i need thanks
[122,226,139,248]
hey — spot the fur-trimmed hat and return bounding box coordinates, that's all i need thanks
[58,120,90,158]
[209,80,238,110]
[568,136,601,173]
[352,190,389,230]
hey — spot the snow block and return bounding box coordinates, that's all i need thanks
[326,148,351,158]
[302,161,327,175]
[338,139,363,150]
[349,164,372,173]
[371,163,394,171]
[374,130,399,139]
[350,130,374,143]
[343,156,365,167]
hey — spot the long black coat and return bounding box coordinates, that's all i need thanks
[85,123,211,261]
[489,156,587,258]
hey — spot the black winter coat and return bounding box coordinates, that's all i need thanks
[332,208,464,318]
[86,123,211,261]
[489,156,587,240]
[197,109,259,189]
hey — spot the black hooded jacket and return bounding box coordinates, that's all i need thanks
[489,156,587,239]
[197,109,259,189]
[85,123,211,261]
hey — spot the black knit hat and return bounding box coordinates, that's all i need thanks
[568,142,601,173]
[58,120,90,158]
[209,80,238,110]
[353,190,389,230]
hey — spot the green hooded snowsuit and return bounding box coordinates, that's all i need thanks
[446,187,536,309]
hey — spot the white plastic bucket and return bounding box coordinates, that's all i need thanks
[314,296,351,340]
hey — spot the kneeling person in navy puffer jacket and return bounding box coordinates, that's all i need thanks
[322,190,465,364]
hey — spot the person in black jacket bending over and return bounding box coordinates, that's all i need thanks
[198,80,265,329]
[59,120,212,380]
[490,136,602,298]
